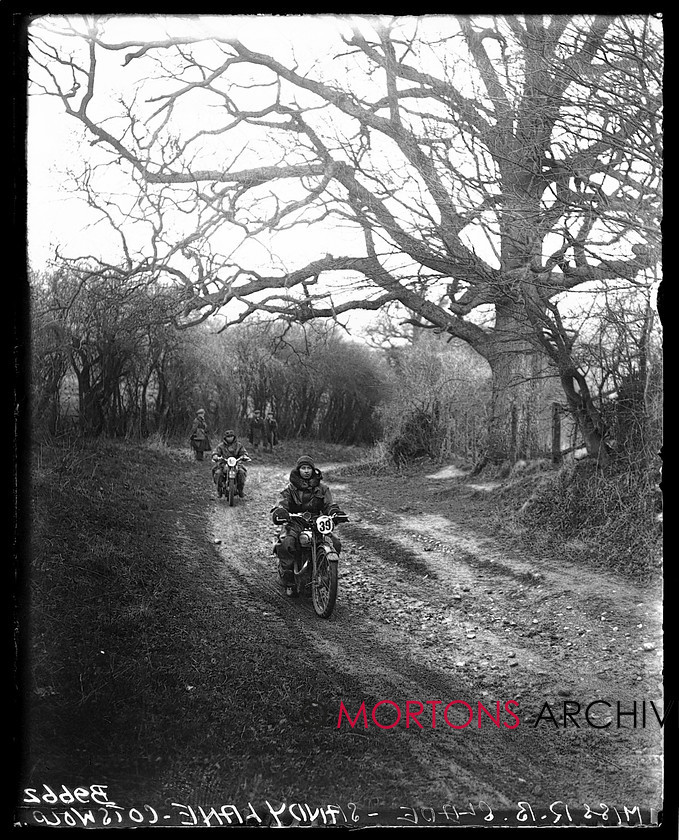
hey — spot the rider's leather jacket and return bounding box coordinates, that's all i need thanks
[274,468,337,518]
[213,438,249,467]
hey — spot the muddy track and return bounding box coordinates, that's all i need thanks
[200,456,663,811]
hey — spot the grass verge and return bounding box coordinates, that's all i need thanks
[488,461,662,579]
[23,437,216,798]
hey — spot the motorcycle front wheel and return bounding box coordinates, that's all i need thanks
[312,547,338,618]
[228,478,236,507]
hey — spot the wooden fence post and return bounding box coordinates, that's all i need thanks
[552,402,562,465]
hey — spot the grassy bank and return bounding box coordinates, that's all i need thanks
[487,460,663,580]
[22,438,218,798]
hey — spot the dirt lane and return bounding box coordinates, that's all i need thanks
[202,455,663,812]
[23,441,664,831]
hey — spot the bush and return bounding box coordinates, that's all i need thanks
[380,336,490,466]
[516,461,662,578]
[388,407,436,466]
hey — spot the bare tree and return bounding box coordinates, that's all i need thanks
[31,267,181,436]
[29,14,662,464]
[30,270,72,435]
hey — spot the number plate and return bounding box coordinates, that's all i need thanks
[316,515,334,533]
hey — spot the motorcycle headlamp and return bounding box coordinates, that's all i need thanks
[298,531,313,547]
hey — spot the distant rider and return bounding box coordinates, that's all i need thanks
[272,455,347,595]
[212,430,250,497]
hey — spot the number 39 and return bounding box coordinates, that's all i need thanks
[317,516,333,533]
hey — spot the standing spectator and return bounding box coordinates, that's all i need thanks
[249,409,266,452]
[265,413,278,452]
[189,408,211,461]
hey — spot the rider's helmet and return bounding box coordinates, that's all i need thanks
[197,408,205,416]
[296,455,316,470]
[224,429,236,442]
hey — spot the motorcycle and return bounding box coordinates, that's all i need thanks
[212,454,250,506]
[275,510,349,618]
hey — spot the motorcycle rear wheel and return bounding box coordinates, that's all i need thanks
[312,548,338,618]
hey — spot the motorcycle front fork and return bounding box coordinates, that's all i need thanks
[294,550,312,577]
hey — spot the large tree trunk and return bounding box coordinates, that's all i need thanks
[559,370,611,469]
[478,303,550,468]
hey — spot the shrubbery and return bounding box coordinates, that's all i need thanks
[516,460,662,578]
[379,335,489,468]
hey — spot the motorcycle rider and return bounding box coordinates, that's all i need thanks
[212,430,250,497]
[272,455,346,596]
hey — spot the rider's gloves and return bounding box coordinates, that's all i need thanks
[273,507,290,524]
[329,506,348,521]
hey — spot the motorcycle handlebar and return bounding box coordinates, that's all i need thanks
[287,512,349,523]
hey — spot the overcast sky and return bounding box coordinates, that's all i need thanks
[27,16,346,270]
